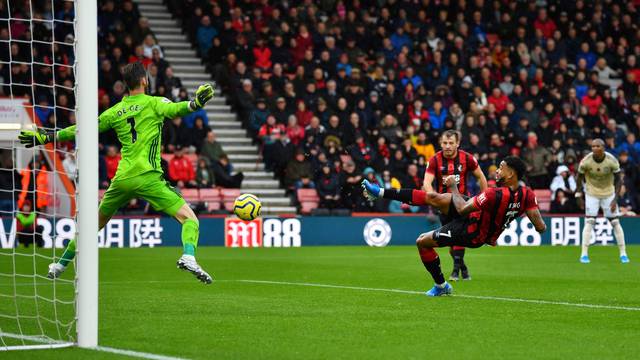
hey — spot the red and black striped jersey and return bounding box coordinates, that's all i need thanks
[468,186,538,246]
[425,150,479,195]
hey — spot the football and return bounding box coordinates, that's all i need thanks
[233,193,262,221]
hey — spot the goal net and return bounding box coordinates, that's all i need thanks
[0,0,97,351]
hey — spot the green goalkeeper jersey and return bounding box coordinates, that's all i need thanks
[58,93,193,181]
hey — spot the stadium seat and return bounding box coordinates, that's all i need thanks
[300,201,318,214]
[220,188,241,212]
[199,188,222,212]
[207,201,222,212]
[534,189,552,213]
[296,189,319,214]
[181,189,200,203]
[199,188,220,201]
[296,188,319,202]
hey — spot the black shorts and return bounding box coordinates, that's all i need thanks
[433,217,484,248]
[437,194,469,225]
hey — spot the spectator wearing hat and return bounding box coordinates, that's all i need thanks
[550,165,577,201]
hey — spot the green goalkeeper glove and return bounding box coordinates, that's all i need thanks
[190,83,215,110]
[18,128,54,148]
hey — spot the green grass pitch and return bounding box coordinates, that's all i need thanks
[1,245,640,359]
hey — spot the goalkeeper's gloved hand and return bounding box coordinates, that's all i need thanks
[18,128,54,148]
[191,83,215,110]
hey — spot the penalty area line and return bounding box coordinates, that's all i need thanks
[234,279,640,312]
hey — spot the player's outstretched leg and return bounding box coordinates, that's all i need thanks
[610,218,630,263]
[580,217,595,263]
[174,204,213,284]
[416,232,452,296]
[47,238,75,278]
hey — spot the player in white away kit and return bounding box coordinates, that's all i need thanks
[575,139,629,264]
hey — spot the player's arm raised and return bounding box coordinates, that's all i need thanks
[19,114,113,146]
[155,83,215,119]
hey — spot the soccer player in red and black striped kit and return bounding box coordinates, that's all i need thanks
[362,156,546,296]
[423,130,487,281]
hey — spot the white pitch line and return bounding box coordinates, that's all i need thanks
[94,346,188,360]
[0,331,188,359]
[235,279,640,312]
[3,279,640,313]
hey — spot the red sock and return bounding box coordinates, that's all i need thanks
[418,247,445,284]
[411,190,428,205]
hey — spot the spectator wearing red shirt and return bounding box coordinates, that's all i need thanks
[487,88,511,114]
[253,37,272,70]
[169,147,197,188]
[295,100,314,127]
[286,115,305,146]
[533,8,556,39]
[258,115,286,145]
[582,87,603,116]
[127,45,152,68]
[104,145,121,181]
[292,24,313,65]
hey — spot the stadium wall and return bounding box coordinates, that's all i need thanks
[0,215,635,248]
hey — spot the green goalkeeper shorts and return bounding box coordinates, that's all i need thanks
[99,171,185,218]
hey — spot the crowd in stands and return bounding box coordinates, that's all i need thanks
[164,0,640,214]
[95,0,243,195]
[0,0,244,216]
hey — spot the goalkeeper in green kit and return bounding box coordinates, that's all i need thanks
[19,62,215,284]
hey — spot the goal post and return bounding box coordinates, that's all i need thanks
[75,0,98,349]
[0,0,98,351]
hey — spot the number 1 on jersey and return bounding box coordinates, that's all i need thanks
[127,117,137,143]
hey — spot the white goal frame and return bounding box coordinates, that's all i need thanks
[75,0,98,349]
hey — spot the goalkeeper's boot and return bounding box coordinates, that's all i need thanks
[361,179,382,199]
[425,282,453,297]
[177,255,213,284]
[580,255,590,264]
[47,263,66,279]
[620,255,630,264]
[448,267,460,281]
